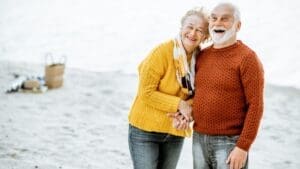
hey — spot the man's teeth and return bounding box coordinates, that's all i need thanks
[214,30,225,33]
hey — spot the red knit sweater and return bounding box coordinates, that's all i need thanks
[193,40,264,151]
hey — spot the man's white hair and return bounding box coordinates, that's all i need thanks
[215,2,241,22]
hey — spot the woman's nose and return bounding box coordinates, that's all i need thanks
[190,29,196,36]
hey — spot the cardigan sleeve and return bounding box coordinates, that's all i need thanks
[137,44,181,113]
[236,51,264,151]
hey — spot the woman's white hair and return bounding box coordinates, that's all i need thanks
[180,7,210,41]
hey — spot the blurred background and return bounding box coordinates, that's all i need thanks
[1,0,300,88]
[1,1,300,169]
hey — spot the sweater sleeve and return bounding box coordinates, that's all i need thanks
[138,44,181,113]
[236,52,264,151]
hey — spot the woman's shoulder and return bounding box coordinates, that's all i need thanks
[152,39,174,52]
[147,39,174,60]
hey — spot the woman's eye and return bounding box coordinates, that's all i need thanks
[196,29,204,34]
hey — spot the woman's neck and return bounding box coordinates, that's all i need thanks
[186,53,192,60]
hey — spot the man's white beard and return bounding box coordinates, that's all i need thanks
[209,25,236,45]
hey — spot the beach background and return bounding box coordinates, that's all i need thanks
[1,0,300,168]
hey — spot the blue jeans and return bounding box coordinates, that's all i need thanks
[193,131,248,169]
[128,124,184,169]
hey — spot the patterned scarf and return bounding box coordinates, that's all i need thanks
[173,35,199,96]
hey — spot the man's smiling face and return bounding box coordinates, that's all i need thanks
[208,4,240,46]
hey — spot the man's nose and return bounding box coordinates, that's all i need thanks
[214,19,222,26]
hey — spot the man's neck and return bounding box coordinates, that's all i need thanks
[213,37,237,49]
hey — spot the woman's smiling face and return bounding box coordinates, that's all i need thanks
[180,15,207,54]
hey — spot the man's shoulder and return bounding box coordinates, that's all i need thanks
[238,40,257,56]
[238,41,263,69]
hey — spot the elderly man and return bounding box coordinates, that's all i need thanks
[192,3,264,169]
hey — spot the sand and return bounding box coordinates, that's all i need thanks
[0,61,299,169]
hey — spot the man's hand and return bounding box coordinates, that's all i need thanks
[167,112,190,130]
[226,146,247,169]
[178,100,193,122]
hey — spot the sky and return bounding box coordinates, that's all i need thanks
[0,0,300,88]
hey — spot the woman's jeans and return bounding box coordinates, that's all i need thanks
[128,124,184,169]
[193,131,248,169]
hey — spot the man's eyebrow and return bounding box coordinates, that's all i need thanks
[210,13,233,18]
[221,14,233,18]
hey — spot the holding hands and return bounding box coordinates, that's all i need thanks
[168,100,193,130]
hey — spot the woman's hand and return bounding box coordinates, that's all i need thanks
[168,112,191,130]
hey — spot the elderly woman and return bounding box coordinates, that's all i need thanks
[128,7,209,169]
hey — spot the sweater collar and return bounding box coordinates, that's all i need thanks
[210,40,242,52]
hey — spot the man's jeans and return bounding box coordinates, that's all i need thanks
[128,124,184,169]
[193,131,248,169]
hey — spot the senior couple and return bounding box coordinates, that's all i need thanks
[128,2,264,169]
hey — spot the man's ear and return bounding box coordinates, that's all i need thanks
[236,21,241,32]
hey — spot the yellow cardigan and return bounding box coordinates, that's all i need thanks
[128,40,192,137]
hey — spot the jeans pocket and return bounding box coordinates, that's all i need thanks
[129,124,156,143]
[226,135,239,142]
[212,135,239,147]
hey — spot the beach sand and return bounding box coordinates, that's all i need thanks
[0,61,299,169]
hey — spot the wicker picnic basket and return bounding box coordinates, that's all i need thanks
[45,53,66,89]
